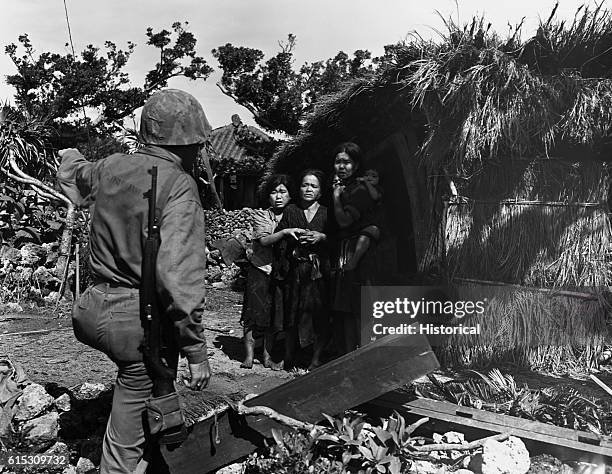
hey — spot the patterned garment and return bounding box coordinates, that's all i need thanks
[249,208,281,275]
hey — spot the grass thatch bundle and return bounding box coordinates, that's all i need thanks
[447,202,610,287]
[266,3,612,183]
[445,159,611,286]
[435,282,610,372]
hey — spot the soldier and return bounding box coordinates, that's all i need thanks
[57,89,211,473]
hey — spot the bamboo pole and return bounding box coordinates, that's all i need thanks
[453,277,602,300]
[590,375,612,398]
[75,243,80,301]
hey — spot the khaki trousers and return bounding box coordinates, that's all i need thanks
[73,283,153,473]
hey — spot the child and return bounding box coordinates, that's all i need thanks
[342,168,384,271]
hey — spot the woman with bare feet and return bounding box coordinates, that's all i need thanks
[274,169,330,371]
[240,174,300,370]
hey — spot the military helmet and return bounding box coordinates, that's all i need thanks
[140,89,212,146]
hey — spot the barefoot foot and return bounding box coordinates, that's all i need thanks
[240,359,254,369]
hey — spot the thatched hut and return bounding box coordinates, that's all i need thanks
[265,7,612,370]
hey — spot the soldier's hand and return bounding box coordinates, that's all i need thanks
[184,360,211,391]
[57,148,79,159]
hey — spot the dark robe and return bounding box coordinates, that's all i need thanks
[274,203,330,347]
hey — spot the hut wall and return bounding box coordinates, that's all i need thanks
[444,159,611,287]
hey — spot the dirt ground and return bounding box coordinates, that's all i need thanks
[2,286,612,417]
[0,287,293,421]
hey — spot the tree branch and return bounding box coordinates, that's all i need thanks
[407,433,510,453]
[7,151,72,207]
[215,82,277,132]
[232,402,319,432]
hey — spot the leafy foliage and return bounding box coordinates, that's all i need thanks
[0,106,55,180]
[244,411,424,474]
[5,34,142,123]
[144,22,213,90]
[213,35,376,135]
[423,369,612,435]
[4,22,213,149]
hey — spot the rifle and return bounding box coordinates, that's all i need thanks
[141,165,187,445]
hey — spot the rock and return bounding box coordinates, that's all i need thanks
[573,462,604,473]
[216,462,245,474]
[33,266,56,286]
[1,246,21,269]
[54,393,71,412]
[469,436,530,474]
[4,301,23,313]
[20,243,45,266]
[76,457,96,474]
[17,266,33,281]
[410,460,444,474]
[45,441,70,459]
[74,382,106,400]
[44,291,60,303]
[442,431,465,444]
[14,383,54,421]
[527,454,563,473]
[454,470,475,474]
[21,411,59,445]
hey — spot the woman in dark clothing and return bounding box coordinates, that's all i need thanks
[274,169,330,370]
[240,174,303,370]
[331,142,382,353]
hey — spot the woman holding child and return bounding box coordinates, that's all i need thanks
[331,142,385,354]
[274,169,330,370]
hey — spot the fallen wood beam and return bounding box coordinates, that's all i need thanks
[368,393,612,462]
[161,332,439,473]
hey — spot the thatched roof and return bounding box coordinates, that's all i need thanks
[266,4,612,184]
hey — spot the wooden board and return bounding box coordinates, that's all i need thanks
[162,332,439,473]
[369,392,612,462]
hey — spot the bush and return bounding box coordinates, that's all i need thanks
[244,411,423,474]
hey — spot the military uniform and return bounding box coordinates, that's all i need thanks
[58,89,211,473]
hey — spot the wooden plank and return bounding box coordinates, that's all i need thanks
[245,332,438,423]
[370,393,612,460]
[162,332,439,473]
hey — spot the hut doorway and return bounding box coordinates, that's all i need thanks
[364,131,419,280]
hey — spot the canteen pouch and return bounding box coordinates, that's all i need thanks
[145,392,184,435]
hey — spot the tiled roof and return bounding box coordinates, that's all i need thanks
[209,123,270,162]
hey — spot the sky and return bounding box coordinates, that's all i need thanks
[0,0,603,129]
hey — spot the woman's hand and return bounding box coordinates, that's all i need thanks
[333,185,344,200]
[299,230,326,245]
[283,228,305,240]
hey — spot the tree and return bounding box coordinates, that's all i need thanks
[5,22,213,134]
[0,106,74,284]
[213,35,376,135]
[1,22,219,299]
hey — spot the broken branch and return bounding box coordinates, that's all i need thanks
[408,433,510,453]
[233,402,318,432]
